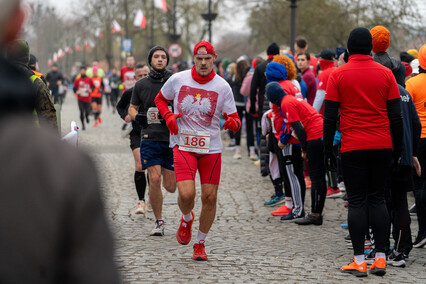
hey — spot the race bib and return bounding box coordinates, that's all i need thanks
[79,88,89,97]
[179,129,210,154]
[147,106,172,124]
[94,80,101,88]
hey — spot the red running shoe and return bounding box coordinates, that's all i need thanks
[176,211,194,245]
[98,117,102,124]
[192,240,208,261]
[326,187,343,198]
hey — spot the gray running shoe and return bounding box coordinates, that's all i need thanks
[150,219,165,236]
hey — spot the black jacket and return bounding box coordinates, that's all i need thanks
[130,70,173,142]
[117,87,141,136]
[398,85,421,166]
[0,55,35,117]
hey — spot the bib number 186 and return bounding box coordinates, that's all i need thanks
[179,130,210,154]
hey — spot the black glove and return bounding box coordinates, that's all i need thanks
[135,113,148,127]
[324,151,337,172]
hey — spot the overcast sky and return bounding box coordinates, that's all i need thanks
[28,0,426,41]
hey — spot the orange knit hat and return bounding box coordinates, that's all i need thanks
[419,44,426,70]
[370,25,390,53]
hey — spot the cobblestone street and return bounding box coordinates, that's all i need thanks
[61,93,425,283]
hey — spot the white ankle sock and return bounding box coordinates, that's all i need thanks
[354,254,365,264]
[285,197,293,208]
[376,252,386,260]
[183,212,193,222]
[235,146,241,152]
[249,146,255,154]
[195,231,207,244]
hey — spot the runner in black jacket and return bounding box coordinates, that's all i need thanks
[117,64,149,214]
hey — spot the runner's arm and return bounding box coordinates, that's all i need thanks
[128,104,139,121]
[323,100,339,155]
[312,89,326,112]
[291,121,307,150]
[387,97,403,159]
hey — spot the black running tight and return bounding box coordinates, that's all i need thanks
[342,149,392,255]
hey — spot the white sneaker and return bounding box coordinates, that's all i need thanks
[233,151,242,159]
[134,200,145,214]
[150,219,165,236]
[338,181,346,192]
[249,152,258,161]
[145,199,152,212]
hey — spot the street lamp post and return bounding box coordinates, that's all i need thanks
[201,0,217,43]
[288,0,299,55]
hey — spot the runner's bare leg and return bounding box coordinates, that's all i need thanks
[177,180,196,215]
[148,165,163,220]
[199,183,219,233]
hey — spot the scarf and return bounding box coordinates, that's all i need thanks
[267,55,275,61]
[149,69,167,80]
[191,65,216,84]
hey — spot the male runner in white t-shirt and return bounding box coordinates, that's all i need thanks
[155,40,240,261]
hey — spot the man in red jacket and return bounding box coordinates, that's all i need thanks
[155,40,240,261]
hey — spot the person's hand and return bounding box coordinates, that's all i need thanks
[301,150,307,159]
[165,112,182,135]
[413,156,421,177]
[57,80,62,85]
[223,112,240,132]
[278,141,285,149]
[324,151,337,171]
[124,114,132,123]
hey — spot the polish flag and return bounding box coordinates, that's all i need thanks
[65,47,72,54]
[154,0,167,13]
[95,28,103,38]
[58,48,64,59]
[84,41,89,51]
[133,9,146,29]
[75,45,81,52]
[48,59,53,66]
[112,20,122,33]
[53,52,58,62]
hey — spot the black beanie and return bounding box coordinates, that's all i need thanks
[267,42,280,56]
[400,51,415,63]
[266,81,286,106]
[29,54,37,66]
[347,27,372,55]
[320,49,335,61]
[148,46,169,67]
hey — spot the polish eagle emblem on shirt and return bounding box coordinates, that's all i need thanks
[178,85,219,126]
[181,93,212,122]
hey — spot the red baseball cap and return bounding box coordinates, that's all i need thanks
[193,40,216,56]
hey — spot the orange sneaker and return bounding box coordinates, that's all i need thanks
[370,258,386,276]
[271,205,293,216]
[176,211,194,245]
[192,240,208,261]
[93,122,98,127]
[98,117,102,124]
[341,258,367,277]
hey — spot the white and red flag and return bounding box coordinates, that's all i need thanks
[133,9,146,29]
[154,0,167,13]
[112,20,122,33]
[65,47,72,54]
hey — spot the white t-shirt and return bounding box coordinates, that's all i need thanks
[161,70,237,154]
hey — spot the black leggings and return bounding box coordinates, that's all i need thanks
[235,106,255,149]
[385,165,412,254]
[413,138,426,238]
[78,100,91,127]
[342,149,392,255]
[306,139,327,214]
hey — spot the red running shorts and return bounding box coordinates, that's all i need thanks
[173,146,222,184]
